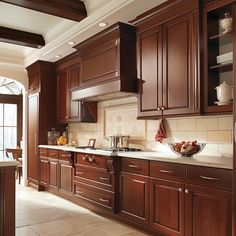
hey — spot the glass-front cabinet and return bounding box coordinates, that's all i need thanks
[203,0,234,114]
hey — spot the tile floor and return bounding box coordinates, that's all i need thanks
[16,185,150,236]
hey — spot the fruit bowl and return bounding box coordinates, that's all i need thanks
[168,141,206,157]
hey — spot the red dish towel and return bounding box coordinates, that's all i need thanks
[155,118,166,143]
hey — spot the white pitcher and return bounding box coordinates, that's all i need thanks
[215,81,233,102]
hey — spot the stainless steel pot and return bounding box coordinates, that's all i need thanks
[105,135,130,149]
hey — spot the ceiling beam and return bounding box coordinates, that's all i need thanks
[0,26,45,48]
[0,0,87,22]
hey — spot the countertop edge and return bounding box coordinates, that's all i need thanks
[38,145,233,170]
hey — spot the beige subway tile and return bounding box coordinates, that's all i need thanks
[147,120,159,131]
[199,144,218,156]
[218,116,233,130]
[196,118,218,131]
[190,131,208,142]
[207,131,232,144]
[169,131,192,142]
[165,119,178,131]
[177,118,196,131]
[218,144,233,156]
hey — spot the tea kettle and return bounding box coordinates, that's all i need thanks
[215,81,233,102]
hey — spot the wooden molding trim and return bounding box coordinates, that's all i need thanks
[0,26,45,48]
[1,0,87,22]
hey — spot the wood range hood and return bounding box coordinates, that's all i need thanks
[71,22,138,101]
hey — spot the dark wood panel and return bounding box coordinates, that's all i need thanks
[39,157,49,186]
[150,161,186,182]
[186,185,232,236]
[76,153,108,170]
[138,25,162,117]
[0,166,16,236]
[57,68,69,123]
[27,94,39,182]
[163,12,197,115]
[48,149,59,159]
[68,63,80,89]
[2,0,87,22]
[187,165,232,191]
[49,160,58,189]
[119,172,149,225]
[120,158,149,176]
[74,182,114,210]
[59,163,73,193]
[0,26,45,48]
[149,178,185,236]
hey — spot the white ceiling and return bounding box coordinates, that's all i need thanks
[0,0,167,68]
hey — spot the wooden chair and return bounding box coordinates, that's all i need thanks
[5,148,22,184]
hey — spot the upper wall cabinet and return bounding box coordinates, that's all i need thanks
[56,53,97,124]
[202,0,234,114]
[132,0,200,119]
[72,22,137,101]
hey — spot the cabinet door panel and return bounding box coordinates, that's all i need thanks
[119,172,149,225]
[39,158,49,186]
[49,161,58,188]
[150,178,185,236]
[59,163,73,193]
[27,94,39,182]
[163,13,197,115]
[186,185,232,236]
[138,26,162,117]
[68,63,80,89]
[57,69,69,123]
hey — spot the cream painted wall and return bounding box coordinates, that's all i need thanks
[69,97,233,158]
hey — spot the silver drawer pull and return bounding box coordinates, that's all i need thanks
[128,164,139,168]
[99,177,109,180]
[61,154,70,157]
[200,175,219,181]
[132,179,144,184]
[159,169,174,174]
[99,197,109,202]
[178,188,183,192]
[88,157,94,162]
[82,156,87,161]
[49,153,56,156]
[77,172,84,175]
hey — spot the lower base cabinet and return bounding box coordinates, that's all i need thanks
[149,178,185,236]
[59,161,73,194]
[186,185,232,236]
[49,159,58,189]
[119,172,149,225]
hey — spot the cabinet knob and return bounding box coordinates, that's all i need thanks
[157,107,161,111]
[161,106,165,111]
[82,155,87,161]
[185,189,189,194]
[178,188,183,192]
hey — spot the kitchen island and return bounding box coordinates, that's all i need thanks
[0,160,18,236]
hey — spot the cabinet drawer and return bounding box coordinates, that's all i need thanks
[59,150,72,162]
[47,149,58,159]
[150,161,186,182]
[39,148,47,157]
[187,165,232,191]
[120,158,149,176]
[74,182,113,210]
[75,165,113,191]
[76,153,107,169]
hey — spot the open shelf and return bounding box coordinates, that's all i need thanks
[209,32,232,45]
[209,62,233,72]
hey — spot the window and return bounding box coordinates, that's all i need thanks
[0,103,17,160]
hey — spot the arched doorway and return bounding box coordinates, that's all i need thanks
[0,74,27,185]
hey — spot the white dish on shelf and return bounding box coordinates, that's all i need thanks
[214,101,232,105]
[216,52,233,64]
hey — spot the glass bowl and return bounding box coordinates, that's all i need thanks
[168,142,206,157]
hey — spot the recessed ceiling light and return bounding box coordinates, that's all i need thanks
[98,22,108,27]
[68,41,76,46]
[55,55,62,59]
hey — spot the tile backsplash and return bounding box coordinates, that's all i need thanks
[69,97,233,157]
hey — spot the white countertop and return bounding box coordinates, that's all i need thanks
[39,145,233,169]
[0,160,19,167]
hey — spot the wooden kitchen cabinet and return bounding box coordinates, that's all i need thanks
[58,151,73,195]
[134,0,199,118]
[119,158,149,225]
[74,22,137,90]
[26,61,57,189]
[56,53,97,124]
[39,148,49,187]
[149,161,186,236]
[74,153,117,213]
[202,0,234,114]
